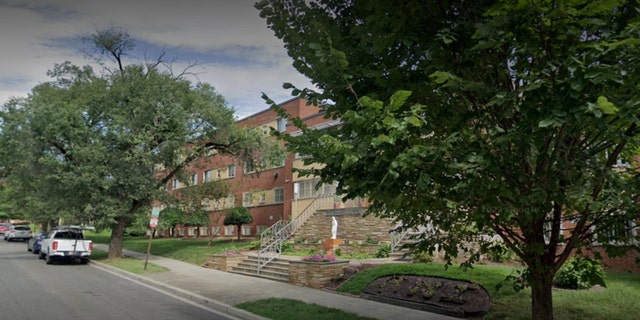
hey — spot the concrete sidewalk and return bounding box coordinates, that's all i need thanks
[91,244,456,320]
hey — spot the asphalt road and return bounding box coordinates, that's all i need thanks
[0,238,239,320]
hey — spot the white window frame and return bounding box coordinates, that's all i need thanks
[178,228,185,236]
[224,195,235,209]
[204,170,212,182]
[595,218,638,246]
[173,179,180,190]
[244,162,255,174]
[274,188,284,204]
[228,164,236,178]
[212,227,221,237]
[200,227,208,236]
[259,193,266,204]
[191,173,198,186]
[241,225,251,236]
[188,228,196,236]
[225,226,234,236]
[277,117,286,132]
[242,192,253,207]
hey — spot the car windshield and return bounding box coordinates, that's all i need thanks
[15,226,30,230]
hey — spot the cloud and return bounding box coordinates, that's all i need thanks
[0,0,313,118]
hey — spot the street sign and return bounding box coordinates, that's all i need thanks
[149,217,158,228]
[151,207,160,218]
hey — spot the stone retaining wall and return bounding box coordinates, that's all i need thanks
[289,260,349,289]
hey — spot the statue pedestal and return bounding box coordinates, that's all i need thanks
[324,238,343,255]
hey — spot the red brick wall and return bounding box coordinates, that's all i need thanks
[584,246,640,274]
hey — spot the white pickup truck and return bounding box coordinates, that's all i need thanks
[39,227,93,265]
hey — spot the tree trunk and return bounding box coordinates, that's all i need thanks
[237,225,241,241]
[108,216,128,258]
[530,267,555,320]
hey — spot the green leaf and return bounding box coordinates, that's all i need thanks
[596,96,619,115]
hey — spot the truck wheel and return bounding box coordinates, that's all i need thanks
[45,253,53,265]
[80,258,89,265]
[38,251,45,259]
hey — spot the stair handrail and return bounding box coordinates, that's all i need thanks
[257,194,335,272]
[390,227,413,253]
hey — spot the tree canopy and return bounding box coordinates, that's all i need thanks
[0,27,281,257]
[224,206,253,241]
[256,1,640,319]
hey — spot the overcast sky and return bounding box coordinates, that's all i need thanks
[0,0,313,119]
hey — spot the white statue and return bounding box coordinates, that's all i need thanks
[331,217,338,239]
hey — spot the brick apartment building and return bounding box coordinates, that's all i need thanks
[156,97,347,239]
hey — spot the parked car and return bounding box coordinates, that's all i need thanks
[0,223,12,236]
[4,225,32,242]
[27,232,48,254]
[39,227,92,264]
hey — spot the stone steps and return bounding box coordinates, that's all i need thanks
[228,255,291,283]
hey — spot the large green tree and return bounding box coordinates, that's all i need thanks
[0,28,281,258]
[257,1,640,319]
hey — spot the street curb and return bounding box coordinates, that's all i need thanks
[90,260,268,320]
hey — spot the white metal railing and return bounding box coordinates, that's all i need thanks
[257,194,334,272]
[390,227,413,253]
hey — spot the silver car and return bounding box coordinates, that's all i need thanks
[4,225,32,242]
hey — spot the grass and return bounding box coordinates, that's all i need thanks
[91,249,169,274]
[86,231,256,265]
[236,298,377,320]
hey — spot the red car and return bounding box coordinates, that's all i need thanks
[0,223,12,236]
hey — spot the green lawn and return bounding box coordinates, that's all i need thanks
[86,231,256,265]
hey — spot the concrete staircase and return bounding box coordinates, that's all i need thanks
[228,254,291,283]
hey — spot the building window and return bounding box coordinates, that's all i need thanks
[200,227,208,236]
[225,226,234,236]
[595,217,637,246]
[243,192,253,207]
[262,125,268,134]
[188,228,196,236]
[224,195,235,209]
[277,117,286,132]
[173,179,180,190]
[191,173,198,186]
[295,179,337,199]
[228,164,236,178]
[213,199,220,210]
[242,225,251,236]
[257,225,268,235]
[217,169,222,179]
[274,188,284,204]
[244,161,255,174]
[204,170,212,182]
[178,228,185,236]
[212,227,221,236]
[259,193,266,204]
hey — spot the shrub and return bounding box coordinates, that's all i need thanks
[302,253,336,262]
[375,243,391,258]
[486,241,513,263]
[554,257,606,290]
[279,241,294,253]
[411,251,434,263]
[249,239,261,250]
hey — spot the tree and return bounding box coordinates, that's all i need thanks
[0,27,281,258]
[168,177,229,239]
[224,206,253,241]
[256,1,640,319]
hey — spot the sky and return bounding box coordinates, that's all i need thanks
[0,0,313,119]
